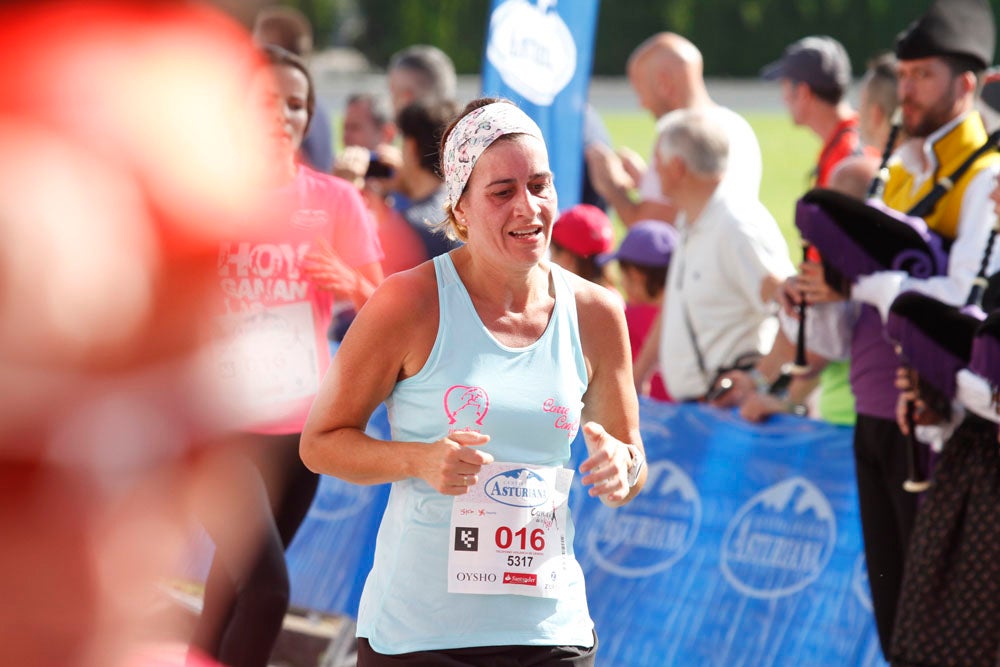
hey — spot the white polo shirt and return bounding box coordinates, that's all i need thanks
[659,188,795,400]
[638,105,762,206]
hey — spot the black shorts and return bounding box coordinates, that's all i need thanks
[357,631,598,667]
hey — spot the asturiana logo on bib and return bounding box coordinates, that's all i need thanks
[720,477,837,599]
[485,468,549,508]
[444,385,489,431]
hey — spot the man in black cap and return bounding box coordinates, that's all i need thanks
[790,0,1000,658]
[762,35,870,187]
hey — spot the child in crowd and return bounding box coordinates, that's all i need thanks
[600,220,677,402]
[549,203,619,294]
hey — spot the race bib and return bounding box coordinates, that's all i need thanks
[212,302,319,415]
[448,462,574,598]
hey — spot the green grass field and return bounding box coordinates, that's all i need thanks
[600,110,820,263]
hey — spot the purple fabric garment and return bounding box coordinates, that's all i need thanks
[970,318,1000,386]
[886,314,967,400]
[885,292,983,400]
[795,192,949,284]
[850,304,900,420]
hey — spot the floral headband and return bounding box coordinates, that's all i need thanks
[442,102,545,210]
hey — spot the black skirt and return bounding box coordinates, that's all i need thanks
[891,413,1000,667]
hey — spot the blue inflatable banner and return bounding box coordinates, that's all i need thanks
[480,0,601,209]
[284,399,886,666]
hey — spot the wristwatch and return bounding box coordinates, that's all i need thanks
[624,444,645,488]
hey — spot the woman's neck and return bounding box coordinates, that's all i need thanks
[265,152,298,186]
[452,247,550,312]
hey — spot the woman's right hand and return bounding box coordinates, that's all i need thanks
[419,430,494,495]
[332,145,370,188]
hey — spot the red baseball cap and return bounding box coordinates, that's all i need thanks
[551,204,614,258]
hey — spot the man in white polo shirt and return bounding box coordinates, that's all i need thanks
[653,109,794,401]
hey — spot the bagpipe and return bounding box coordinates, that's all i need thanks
[794,115,1000,491]
[885,291,987,492]
[796,126,1000,295]
[881,194,999,491]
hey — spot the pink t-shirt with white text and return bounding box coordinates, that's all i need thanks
[213,165,383,434]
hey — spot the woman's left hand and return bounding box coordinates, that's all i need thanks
[579,422,632,505]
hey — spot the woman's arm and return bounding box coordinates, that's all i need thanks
[573,277,646,507]
[300,266,493,493]
[301,239,383,310]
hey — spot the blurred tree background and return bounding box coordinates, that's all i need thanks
[277,0,1000,75]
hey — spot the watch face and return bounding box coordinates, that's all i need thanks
[627,452,644,487]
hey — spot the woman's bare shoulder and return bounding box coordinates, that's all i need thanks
[370,260,438,309]
[558,267,623,321]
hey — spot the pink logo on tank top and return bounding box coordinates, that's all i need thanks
[542,398,580,440]
[444,385,490,426]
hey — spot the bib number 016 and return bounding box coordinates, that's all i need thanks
[495,526,545,551]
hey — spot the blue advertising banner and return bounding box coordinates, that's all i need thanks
[568,399,886,667]
[480,0,601,209]
[284,399,886,666]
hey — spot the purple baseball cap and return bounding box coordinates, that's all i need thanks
[598,220,677,268]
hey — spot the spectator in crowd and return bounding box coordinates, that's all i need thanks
[635,109,793,402]
[189,45,383,667]
[252,5,334,174]
[762,35,873,187]
[730,154,880,423]
[301,97,645,664]
[720,35,874,427]
[784,0,1000,655]
[394,98,464,260]
[585,32,762,226]
[859,52,901,150]
[340,92,398,162]
[387,44,458,114]
[549,203,619,294]
[333,92,425,279]
[600,221,678,402]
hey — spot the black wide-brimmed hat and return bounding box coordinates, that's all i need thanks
[795,188,949,288]
[887,291,984,399]
[970,310,1000,386]
[896,0,995,70]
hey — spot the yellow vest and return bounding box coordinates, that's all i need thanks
[883,111,1000,242]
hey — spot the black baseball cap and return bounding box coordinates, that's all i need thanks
[761,36,851,101]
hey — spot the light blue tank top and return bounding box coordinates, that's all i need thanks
[357,253,594,654]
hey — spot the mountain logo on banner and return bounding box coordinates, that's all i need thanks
[485,0,576,106]
[720,477,836,599]
[584,459,701,578]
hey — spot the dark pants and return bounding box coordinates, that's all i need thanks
[190,432,320,667]
[357,633,598,667]
[853,414,919,658]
